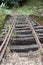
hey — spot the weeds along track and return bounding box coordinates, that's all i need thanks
[0,14,43,63]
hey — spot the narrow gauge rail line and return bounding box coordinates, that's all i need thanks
[0,15,16,63]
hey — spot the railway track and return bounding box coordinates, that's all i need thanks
[0,14,43,63]
[10,15,43,52]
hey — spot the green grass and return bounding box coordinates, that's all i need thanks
[15,0,43,15]
[0,7,12,34]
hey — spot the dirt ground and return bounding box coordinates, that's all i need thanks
[29,15,43,25]
[1,47,43,65]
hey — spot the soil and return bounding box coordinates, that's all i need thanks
[29,15,43,25]
[1,47,43,65]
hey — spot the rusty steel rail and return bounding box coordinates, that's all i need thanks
[25,15,43,53]
[0,15,16,63]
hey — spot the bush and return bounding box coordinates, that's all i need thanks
[0,0,27,8]
[0,3,11,34]
[0,0,19,8]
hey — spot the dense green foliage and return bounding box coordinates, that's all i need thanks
[0,0,27,8]
[16,0,43,15]
[0,0,20,8]
[0,0,43,8]
[0,3,11,34]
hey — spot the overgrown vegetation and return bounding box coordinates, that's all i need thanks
[0,3,11,34]
[15,0,43,15]
[0,0,27,8]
